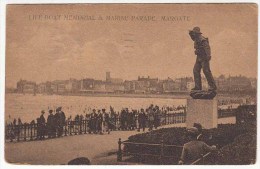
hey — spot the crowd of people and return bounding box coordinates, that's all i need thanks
[5,104,186,140]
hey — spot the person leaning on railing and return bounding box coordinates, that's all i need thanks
[178,127,217,165]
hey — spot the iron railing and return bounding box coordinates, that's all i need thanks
[5,112,186,143]
[117,138,183,164]
[117,138,214,165]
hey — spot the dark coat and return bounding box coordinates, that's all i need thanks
[194,36,211,61]
[39,114,46,126]
[47,114,55,127]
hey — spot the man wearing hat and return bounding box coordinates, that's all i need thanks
[96,110,103,134]
[38,110,46,140]
[47,110,55,138]
[178,127,216,165]
[59,107,66,136]
[102,109,111,134]
[55,107,66,137]
[138,108,147,132]
[189,27,217,91]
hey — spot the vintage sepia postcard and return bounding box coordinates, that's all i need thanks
[3,3,258,166]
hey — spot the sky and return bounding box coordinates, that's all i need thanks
[6,4,258,87]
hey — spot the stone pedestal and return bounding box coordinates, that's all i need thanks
[186,98,218,129]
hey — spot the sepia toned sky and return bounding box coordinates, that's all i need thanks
[6,4,258,87]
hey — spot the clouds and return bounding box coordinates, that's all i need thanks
[210,29,257,77]
[6,4,257,87]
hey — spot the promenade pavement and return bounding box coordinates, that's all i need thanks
[5,123,185,165]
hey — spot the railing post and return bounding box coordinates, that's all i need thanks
[84,120,87,134]
[27,125,30,139]
[117,138,122,162]
[30,124,33,141]
[75,121,78,135]
[33,123,36,138]
[24,124,27,141]
[69,121,72,135]
[6,126,9,142]
[64,122,67,136]
[160,139,164,164]
[79,120,82,135]
[184,112,186,123]
[182,113,185,123]
[17,125,20,142]
[9,126,13,142]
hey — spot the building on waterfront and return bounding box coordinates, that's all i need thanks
[124,80,135,93]
[50,81,58,93]
[5,87,16,93]
[57,83,66,93]
[216,75,228,91]
[148,77,160,93]
[16,73,256,95]
[65,79,81,93]
[186,81,195,91]
[37,83,46,93]
[36,79,80,94]
[49,80,68,94]
[93,80,106,92]
[17,79,37,94]
[178,77,193,91]
[132,80,146,93]
[106,72,123,84]
[216,75,252,92]
[80,78,95,92]
[249,78,257,90]
[162,77,181,93]
[162,78,174,93]
[106,72,111,82]
[228,75,252,91]
[137,76,159,93]
[105,83,125,93]
[80,79,106,93]
[105,72,124,93]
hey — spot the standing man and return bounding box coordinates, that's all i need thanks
[148,107,155,131]
[120,109,126,130]
[47,110,55,138]
[189,27,217,91]
[154,106,160,129]
[97,110,103,134]
[91,109,97,134]
[55,108,62,137]
[102,109,111,134]
[138,108,147,132]
[38,110,46,140]
[59,107,66,136]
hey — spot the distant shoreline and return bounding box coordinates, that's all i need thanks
[6,92,190,99]
[64,93,190,99]
[5,92,251,100]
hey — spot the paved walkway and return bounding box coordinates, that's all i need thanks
[5,123,185,165]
